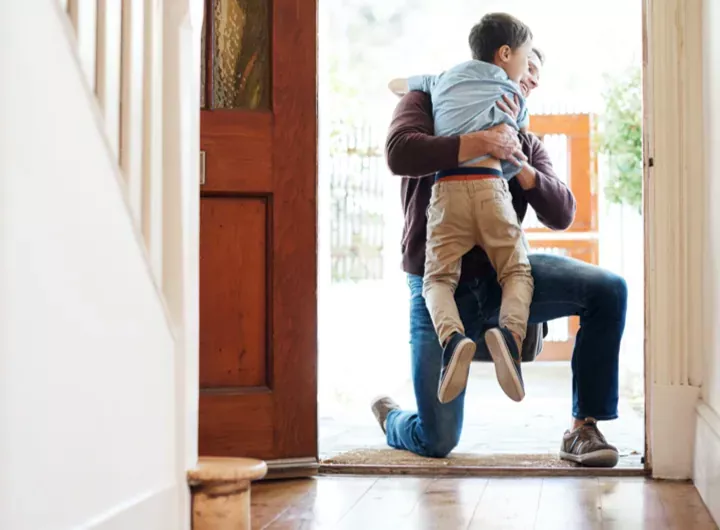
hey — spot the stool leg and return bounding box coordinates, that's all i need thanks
[192,480,251,530]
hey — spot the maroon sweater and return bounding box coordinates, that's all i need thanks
[386,91,577,281]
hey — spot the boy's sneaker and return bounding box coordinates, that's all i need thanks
[370,395,400,434]
[485,327,525,402]
[560,419,619,467]
[437,332,476,404]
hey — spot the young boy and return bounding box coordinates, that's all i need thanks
[389,13,535,405]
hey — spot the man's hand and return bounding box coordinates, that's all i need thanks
[459,124,526,167]
[484,124,527,166]
[497,94,521,120]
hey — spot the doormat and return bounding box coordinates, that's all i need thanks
[323,449,572,468]
[320,449,643,476]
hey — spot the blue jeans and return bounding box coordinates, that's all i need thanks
[384,253,628,458]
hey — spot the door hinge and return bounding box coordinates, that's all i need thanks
[200,150,206,185]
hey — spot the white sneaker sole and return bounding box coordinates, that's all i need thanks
[485,328,525,402]
[559,448,619,468]
[437,338,476,404]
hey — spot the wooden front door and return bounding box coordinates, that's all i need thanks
[198,0,317,466]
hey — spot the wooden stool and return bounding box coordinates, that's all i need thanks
[188,457,267,530]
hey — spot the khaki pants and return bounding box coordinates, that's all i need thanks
[423,178,534,346]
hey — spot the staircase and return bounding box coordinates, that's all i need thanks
[46,1,267,528]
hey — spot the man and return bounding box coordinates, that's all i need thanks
[372,48,627,467]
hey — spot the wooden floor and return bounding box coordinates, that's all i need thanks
[251,476,717,529]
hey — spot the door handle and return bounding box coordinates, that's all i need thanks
[200,150,206,185]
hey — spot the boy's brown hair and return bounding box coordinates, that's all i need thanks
[469,13,533,63]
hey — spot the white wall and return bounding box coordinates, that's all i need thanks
[701,0,720,413]
[695,0,720,522]
[0,3,182,529]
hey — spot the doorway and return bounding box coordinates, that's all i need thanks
[317,0,645,470]
[197,0,646,473]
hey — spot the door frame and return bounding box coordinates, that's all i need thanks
[183,0,709,480]
[643,0,705,479]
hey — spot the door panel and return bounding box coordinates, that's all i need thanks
[199,0,317,462]
[200,197,268,389]
[200,112,272,192]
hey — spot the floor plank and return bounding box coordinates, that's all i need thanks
[598,477,667,528]
[250,476,717,530]
[468,477,543,529]
[251,479,317,528]
[655,480,718,529]
[263,477,378,529]
[535,477,602,528]
[408,478,488,529]
[331,477,434,530]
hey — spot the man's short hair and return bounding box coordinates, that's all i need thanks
[531,47,545,65]
[468,13,533,63]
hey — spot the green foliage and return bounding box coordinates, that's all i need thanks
[596,67,643,212]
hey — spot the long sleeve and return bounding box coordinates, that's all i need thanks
[385,91,460,177]
[517,105,529,130]
[407,74,439,94]
[522,134,576,230]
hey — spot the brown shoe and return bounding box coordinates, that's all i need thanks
[371,396,400,434]
[560,418,619,467]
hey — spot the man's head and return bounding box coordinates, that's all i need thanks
[468,13,533,83]
[519,47,544,97]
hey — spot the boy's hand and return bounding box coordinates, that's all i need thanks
[497,94,521,121]
[388,78,409,97]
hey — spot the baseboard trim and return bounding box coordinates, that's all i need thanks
[650,383,700,479]
[82,484,181,530]
[694,401,720,526]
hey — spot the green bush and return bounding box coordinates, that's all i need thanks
[596,67,643,213]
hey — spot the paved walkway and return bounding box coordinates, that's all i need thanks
[320,362,644,459]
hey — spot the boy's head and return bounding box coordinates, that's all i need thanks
[469,13,533,83]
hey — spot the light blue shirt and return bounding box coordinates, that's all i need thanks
[408,60,528,179]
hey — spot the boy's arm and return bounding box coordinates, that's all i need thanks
[388,74,439,97]
[407,74,438,93]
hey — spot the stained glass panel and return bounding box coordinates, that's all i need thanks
[211,0,270,109]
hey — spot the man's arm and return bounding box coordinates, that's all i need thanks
[385,92,526,177]
[385,91,460,177]
[518,134,577,230]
